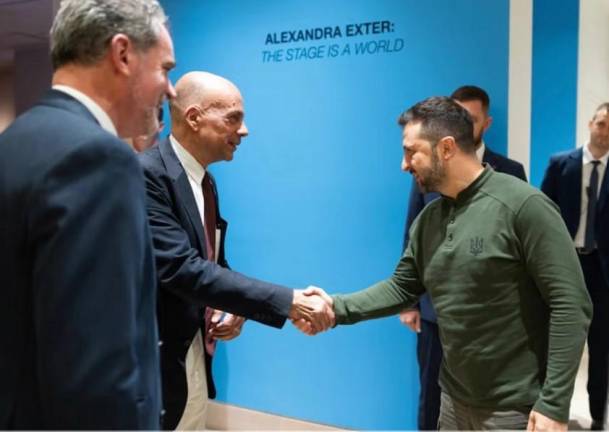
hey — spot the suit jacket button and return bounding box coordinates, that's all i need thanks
[158,340,163,347]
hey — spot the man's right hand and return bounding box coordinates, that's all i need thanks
[289,286,335,335]
[526,410,567,432]
[399,309,421,333]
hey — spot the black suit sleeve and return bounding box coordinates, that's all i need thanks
[403,181,425,252]
[401,181,427,312]
[484,148,527,182]
[141,163,292,328]
[514,162,528,182]
[28,140,159,429]
[540,156,559,203]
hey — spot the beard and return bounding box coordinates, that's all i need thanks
[415,150,445,194]
[140,106,161,136]
[128,73,162,138]
[591,135,609,152]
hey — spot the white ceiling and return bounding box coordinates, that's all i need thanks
[0,0,55,70]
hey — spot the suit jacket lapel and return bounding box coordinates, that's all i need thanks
[481,147,497,168]
[598,160,609,212]
[564,149,584,222]
[159,138,207,256]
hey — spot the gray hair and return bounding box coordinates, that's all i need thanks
[50,0,167,70]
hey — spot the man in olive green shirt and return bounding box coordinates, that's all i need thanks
[300,97,592,431]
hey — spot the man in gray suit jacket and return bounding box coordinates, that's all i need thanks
[0,0,176,428]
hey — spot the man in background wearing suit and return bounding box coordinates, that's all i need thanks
[0,0,175,428]
[541,103,609,430]
[139,71,333,430]
[399,85,527,430]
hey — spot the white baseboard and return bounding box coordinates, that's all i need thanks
[207,401,344,431]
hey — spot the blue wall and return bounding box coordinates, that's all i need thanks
[530,0,579,186]
[161,0,509,428]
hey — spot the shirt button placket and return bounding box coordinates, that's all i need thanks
[446,205,456,248]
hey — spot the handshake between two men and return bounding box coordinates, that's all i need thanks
[206,286,335,342]
[289,286,335,335]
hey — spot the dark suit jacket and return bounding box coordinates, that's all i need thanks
[403,146,528,322]
[0,90,161,429]
[541,147,609,285]
[138,138,293,430]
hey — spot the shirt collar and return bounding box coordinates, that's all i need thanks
[443,164,493,205]
[583,142,609,166]
[170,134,206,184]
[475,141,486,163]
[52,85,117,136]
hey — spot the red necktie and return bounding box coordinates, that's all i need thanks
[202,174,217,356]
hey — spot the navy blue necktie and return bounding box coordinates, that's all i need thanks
[583,160,600,252]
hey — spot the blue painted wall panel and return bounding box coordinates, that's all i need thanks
[531,0,579,186]
[160,0,510,428]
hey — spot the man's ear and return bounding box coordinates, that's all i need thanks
[108,33,133,76]
[184,106,201,131]
[437,136,457,160]
[483,115,493,134]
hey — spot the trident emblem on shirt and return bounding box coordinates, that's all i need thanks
[470,237,484,256]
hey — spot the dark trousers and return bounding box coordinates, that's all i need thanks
[579,252,609,423]
[417,319,443,430]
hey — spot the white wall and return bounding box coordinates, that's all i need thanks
[576,0,609,146]
[508,0,533,178]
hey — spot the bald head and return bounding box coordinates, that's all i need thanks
[170,71,248,167]
[170,71,240,120]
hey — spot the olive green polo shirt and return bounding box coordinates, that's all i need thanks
[333,166,592,422]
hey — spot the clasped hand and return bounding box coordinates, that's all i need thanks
[208,310,246,341]
[289,286,335,335]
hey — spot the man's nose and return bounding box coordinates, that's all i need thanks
[401,156,411,172]
[238,121,249,137]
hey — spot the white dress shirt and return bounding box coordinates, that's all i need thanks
[476,141,486,163]
[574,143,609,248]
[52,85,117,136]
[170,135,211,431]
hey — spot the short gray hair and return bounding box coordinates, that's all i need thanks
[50,0,167,70]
